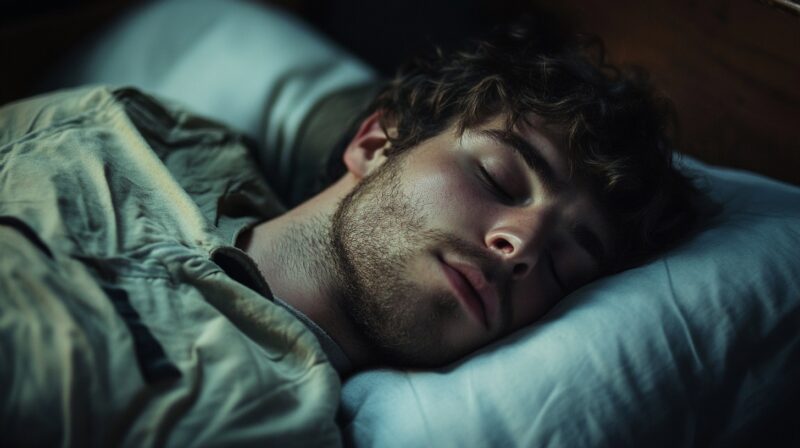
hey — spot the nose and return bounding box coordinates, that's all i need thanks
[485,207,556,280]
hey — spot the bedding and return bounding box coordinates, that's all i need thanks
[42,0,378,205]
[38,0,800,446]
[0,86,340,447]
[339,157,800,446]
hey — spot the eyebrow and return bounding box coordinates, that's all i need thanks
[477,129,607,267]
[477,129,564,195]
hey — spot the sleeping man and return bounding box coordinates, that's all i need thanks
[0,21,698,446]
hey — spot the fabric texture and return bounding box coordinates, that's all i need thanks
[339,157,800,447]
[0,86,341,447]
[275,297,354,376]
[42,0,378,206]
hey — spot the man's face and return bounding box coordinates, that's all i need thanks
[331,115,613,367]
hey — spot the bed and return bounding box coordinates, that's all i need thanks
[19,0,800,445]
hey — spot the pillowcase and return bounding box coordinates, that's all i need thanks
[339,156,800,447]
[41,0,377,204]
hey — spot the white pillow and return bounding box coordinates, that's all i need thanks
[43,0,377,197]
[339,157,800,447]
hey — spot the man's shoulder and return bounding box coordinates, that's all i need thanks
[0,85,202,153]
[1,86,285,246]
[1,86,115,143]
[1,84,233,145]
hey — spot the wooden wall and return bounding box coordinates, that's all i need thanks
[523,0,800,185]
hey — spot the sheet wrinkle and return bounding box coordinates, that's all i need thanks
[0,216,54,259]
[650,260,709,421]
[214,184,232,227]
[156,351,204,448]
[528,383,563,438]
[23,105,48,135]
[466,366,514,446]
[662,258,707,373]
[101,163,125,255]
[185,345,253,445]
[402,372,436,445]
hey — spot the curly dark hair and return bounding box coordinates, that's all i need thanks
[329,19,702,271]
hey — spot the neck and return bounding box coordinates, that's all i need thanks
[241,175,374,370]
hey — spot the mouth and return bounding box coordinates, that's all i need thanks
[438,256,490,330]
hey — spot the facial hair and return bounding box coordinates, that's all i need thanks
[329,155,465,367]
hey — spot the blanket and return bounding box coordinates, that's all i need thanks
[0,86,341,447]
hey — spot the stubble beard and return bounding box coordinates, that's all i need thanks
[329,155,461,367]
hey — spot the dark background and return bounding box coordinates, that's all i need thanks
[1,0,799,186]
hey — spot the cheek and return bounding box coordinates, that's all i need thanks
[402,160,492,230]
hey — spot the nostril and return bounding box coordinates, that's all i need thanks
[512,263,528,277]
[494,238,514,254]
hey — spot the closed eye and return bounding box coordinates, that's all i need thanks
[479,165,513,202]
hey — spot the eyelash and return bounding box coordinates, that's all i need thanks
[479,165,513,201]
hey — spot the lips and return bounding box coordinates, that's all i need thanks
[439,257,496,330]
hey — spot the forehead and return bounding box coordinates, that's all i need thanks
[458,114,573,190]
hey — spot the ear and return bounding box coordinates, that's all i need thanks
[342,111,393,179]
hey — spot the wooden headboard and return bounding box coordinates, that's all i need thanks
[524,0,800,185]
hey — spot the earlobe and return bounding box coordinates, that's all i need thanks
[343,111,393,179]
